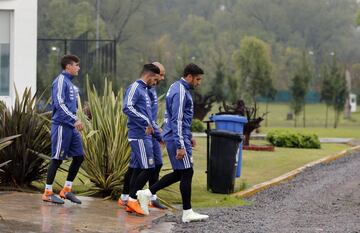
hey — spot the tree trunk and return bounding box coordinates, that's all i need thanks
[193,93,215,120]
[303,105,306,128]
[325,105,328,128]
[243,132,250,146]
[193,103,211,120]
[334,110,338,128]
[265,100,269,127]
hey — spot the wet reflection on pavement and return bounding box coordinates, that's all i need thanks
[0,192,168,233]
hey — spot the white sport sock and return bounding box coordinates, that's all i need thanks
[121,194,129,200]
[144,189,152,197]
[150,194,157,201]
[45,184,53,192]
[64,181,73,189]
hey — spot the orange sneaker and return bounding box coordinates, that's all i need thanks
[118,198,127,207]
[126,200,145,216]
[60,187,81,204]
[42,190,64,204]
[125,206,133,213]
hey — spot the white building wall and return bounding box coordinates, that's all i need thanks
[0,0,37,107]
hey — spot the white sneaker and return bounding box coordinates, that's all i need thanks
[182,209,209,223]
[136,190,151,215]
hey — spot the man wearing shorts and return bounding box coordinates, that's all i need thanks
[42,55,84,205]
[137,63,209,222]
[122,64,161,215]
[119,62,167,210]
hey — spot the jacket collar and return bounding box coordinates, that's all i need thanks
[61,71,73,80]
[136,79,148,88]
[180,77,190,90]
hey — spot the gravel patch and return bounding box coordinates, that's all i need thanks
[154,152,360,233]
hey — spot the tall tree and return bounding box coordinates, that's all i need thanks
[320,64,333,128]
[329,57,348,128]
[298,51,313,127]
[320,56,348,128]
[351,63,360,97]
[290,74,306,127]
[233,36,273,103]
[96,0,144,44]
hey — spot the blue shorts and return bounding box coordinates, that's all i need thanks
[165,138,193,170]
[152,138,163,166]
[51,124,84,160]
[129,137,155,169]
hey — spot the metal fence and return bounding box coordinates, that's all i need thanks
[37,33,116,98]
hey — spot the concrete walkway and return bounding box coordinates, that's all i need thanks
[0,192,169,233]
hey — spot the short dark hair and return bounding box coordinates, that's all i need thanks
[60,55,80,69]
[141,63,160,75]
[183,63,204,77]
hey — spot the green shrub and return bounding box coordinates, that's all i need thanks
[0,135,21,174]
[0,89,51,187]
[266,130,320,149]
[191,119,205,132]
[78,80,131,199]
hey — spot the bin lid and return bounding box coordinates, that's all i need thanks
[209,130,243,141]
[210,114,248,123]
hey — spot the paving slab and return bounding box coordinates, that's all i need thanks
[0,192,169,233]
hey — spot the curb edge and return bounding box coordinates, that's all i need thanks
[233,145,360,198]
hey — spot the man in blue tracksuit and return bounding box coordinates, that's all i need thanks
[118,62,167,210]
[42,55,84,205]
[122,63,161,215]
[137,63,209,223]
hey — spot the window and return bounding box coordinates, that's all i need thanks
[0,11,10,96]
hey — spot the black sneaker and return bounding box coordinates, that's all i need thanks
[150,199,167,209]
[60,188,82,204]
[42,190,65,204]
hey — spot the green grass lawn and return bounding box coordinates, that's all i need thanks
[256,103,360,129]
[205,102,360,132]
[156,137,350,208]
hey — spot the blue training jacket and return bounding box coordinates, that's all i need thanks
[163,78,193,149]
[51,71,79,128]
[123,80,161,140]
[148,87,159,122]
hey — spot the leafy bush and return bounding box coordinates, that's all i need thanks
[0,89,51,187]
[191,119,205,132]
[0,135,21,173]
[78,80,131,199]
[266,130,320,149]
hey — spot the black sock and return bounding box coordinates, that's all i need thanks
[122,167,134,195]
[46,159,63,185]
[149,170,181,194]
[129,168,154,199]
[149,164,162,187]
[180,168,194,210]
[66,156,84,182]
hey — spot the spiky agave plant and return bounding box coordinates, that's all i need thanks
[78,80,131,199]
[0,135,21,173]
[0,89,51,188]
